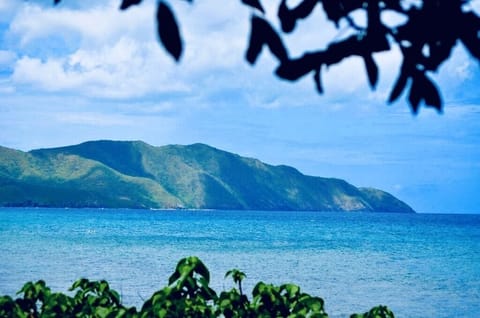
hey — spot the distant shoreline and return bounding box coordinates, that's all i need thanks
[0,205,418,214]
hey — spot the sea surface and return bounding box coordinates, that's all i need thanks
[0,208,479,317]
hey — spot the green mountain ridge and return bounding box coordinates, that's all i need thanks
[0,141,415,212]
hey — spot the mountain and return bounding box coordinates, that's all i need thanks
[0,141,415,212]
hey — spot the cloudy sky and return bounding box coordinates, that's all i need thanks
[1,0,479,213]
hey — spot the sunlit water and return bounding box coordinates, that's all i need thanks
[1,208,479,317]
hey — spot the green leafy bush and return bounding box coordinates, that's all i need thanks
[0,256,394,318]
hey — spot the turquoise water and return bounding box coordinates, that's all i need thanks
[0,208,479,317]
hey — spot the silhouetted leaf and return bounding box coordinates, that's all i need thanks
[120,0,143,10]
[245,20,262,64]
[322,0,362,26]
[246,16,288,64]
[421,75,442,111]
[278,0,295,33]
[275,52,321,80]
[408,77,422,114]
[156,2,183,61]
[54,0,61,5]
[241,0,265,14]
[407,71,442,113]
[461,34,480,60]
[388,70,409,104]
[323,35,366,66]
[459,13,480,60]
[424,40,454,71]
[363,54,378,89]
[278,0,318,33]
[366,32,390,53]
[313,67,323,94]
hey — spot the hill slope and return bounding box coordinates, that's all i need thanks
[0,141,414,212]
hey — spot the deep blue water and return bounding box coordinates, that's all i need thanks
[0,208,479,317]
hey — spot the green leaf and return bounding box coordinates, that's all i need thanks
[109,290,121,305]
[70,278,89,291]
[306,297,324,312]
[95,306,111,318]
[99,280,109,293]
[225,269,246,284]
[193,257,211,283]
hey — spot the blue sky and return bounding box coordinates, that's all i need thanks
[0,0,479,213]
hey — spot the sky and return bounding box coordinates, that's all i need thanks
[0,0,479,213]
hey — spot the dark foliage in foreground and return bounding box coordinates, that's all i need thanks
[52,0,480,113]
[0,256,394,317]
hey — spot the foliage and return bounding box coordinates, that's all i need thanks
[52,0,480,113]
[351,305,395,318]
[0,256,395,318]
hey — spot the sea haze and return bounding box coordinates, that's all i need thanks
[1,208,479,318]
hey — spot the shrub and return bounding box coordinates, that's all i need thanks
[0,256,394,317]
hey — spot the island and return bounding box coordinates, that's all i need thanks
[0,140,414,212]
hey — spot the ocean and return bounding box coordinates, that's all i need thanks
[0,208,479,317]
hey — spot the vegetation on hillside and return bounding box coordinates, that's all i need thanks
[0,256,394,318]
[0,141,414,212]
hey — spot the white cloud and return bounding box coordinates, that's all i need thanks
[0,0,21,23]
[6,0,253,99]
[0,50,16,67]
[0,0,16,11]
[12,36,192,98]
[9,1,153,48]
[54,112,132,126]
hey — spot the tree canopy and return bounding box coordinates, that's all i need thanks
[54,0,480,113]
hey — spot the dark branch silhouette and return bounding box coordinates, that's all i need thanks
[53,0,480,113]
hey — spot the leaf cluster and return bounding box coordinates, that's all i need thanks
[244,0,480,113]
[53,0,479,114]
[1,256,394,318]
[0,279,135,318]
